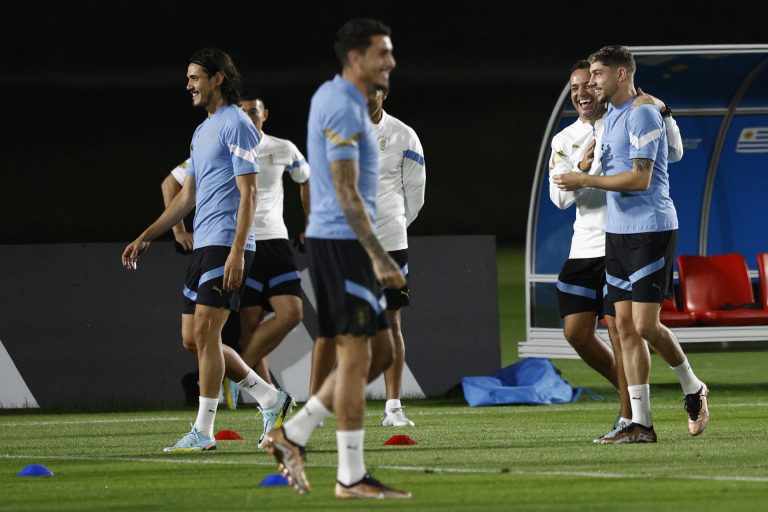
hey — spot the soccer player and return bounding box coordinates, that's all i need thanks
[308,87,426,428]
[234,92,309,397]
[554,46,710,443]
[549,60,685,441]
[160,92,306,445]
[263,19,411,499]
[122,48,281,452]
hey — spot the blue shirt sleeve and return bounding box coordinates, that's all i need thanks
[224,115,260,176]
[187,126,202,178]
[629,105,664,161]
[322,100,365,162]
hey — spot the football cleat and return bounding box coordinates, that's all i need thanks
[684,384,710,436]
[163,424,216,453]
[262,427,310,494]
[258,390,294,448]
[381,407,415,427]
[600,422,657,444]
[335,473,411,500]
[593,418,631,444]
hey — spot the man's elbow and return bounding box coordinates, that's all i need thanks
[245,185,257,204]
[632,177,652,191]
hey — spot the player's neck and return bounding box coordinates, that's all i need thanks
[610,86,637,107]
[205,94,227,117]
[342,68,371,99]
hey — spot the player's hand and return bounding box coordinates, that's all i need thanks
[293,232,306,254]
[174,231,194,253]
[578,139,596,172]
[632,88,664,111]
[552,172,585,191]
[223,250,245,291]
[373,253,406,289]
[122,238,151,270]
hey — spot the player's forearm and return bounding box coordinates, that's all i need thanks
[549,183,577,209]
[403,184,425,226]
[582,168,651,192]
[232,184,256,253]
[161,175,187,234]
[299,181,310,227]
[337,186,388,260]
[142,191,195,241]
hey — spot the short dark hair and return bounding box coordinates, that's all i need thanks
[588,45,635,74]
[240,88,264,105]
[334,18,391,66]
[189,48,242,104]
[570,60,591,74]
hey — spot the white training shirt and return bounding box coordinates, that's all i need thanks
[172,132,310,240]
[372,111,426,251]
[548,115,683,259]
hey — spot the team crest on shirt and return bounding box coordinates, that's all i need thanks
[378,136,390,152]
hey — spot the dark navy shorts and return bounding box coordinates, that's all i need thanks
[241,238,302,310]
[305,238,389,338]
[182,245,255,314]
[605,230,677,305]
[556,256,614,318]
[383,249,410,311]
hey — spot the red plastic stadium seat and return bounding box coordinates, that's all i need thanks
[758,252,768,310]
[659,297,697,327]
[677,254,768,326]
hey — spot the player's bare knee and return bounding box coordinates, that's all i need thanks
[279,303,303,327]
[635,319,660,342]
[182,336,197,353]
[563,324,592,348]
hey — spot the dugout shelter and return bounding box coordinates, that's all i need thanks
[520,45,768,358]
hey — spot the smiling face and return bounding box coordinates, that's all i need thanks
[570,68,600,121]
[353,34,396,94]
[186,63,221,111]
[589,60,619,105]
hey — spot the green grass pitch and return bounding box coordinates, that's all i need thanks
[1,247,767,511]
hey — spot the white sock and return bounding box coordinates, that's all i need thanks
[237,370,278,408]
[671,358,703,395]
[627,384,652,427]
[283,396,333,447]
[194,396,218,438]
[336,429,366,486]
[385,399,402,412]
[619,416,632,426]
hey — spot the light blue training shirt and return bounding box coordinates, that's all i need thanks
[186,103,260,250]
[601,99,678,234]
[305,75,379,239]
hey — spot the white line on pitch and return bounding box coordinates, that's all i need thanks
[0,417,188,428]
[1,454,767,483]
[1,401,766,428]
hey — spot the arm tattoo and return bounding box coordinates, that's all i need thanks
[633,158,653,173]
[330,160,387,259]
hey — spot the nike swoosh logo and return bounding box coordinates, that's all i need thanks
[631,396,642,401]
[346,445,358,450]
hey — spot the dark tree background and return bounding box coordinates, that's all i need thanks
[2,1,766,245]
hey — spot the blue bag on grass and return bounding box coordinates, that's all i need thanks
[461,358,599,406]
